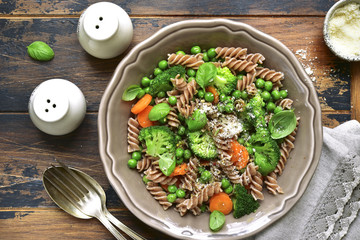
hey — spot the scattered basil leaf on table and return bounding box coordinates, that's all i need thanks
[196,62,217,90]
[27,41,54,61]
[122,85,142,101]
[159,153,176,176]
[209,210,225,232]
[148,102,171,121]
[269,110,297,139]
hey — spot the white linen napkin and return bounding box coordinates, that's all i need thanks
[253,120,360,240]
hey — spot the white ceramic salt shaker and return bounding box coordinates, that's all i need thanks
[28,79,86,136]
[77,2,133,59]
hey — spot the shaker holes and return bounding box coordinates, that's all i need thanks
[99,17,103,21]
[95,25,99,29]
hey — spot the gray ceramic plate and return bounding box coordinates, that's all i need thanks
[98,19,322,239]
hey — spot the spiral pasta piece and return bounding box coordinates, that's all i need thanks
[176,182,222,211]
[249,171,264,200]
[177,79,197,117]
[277,98,293,110]
[144,166,178,185]
[215,47,247,59]
[236,70,256,91]
[246,83,258,95]
[168,53,204,69]
[179,157,199,191]
[127,117,141,153]
[265,172,284,195]
[240,162,258,186]
[137,155,153,172]
[218,157,242,184]
[255,67,284,83]
[167,107,180,128]
[244,53,266,64]
[222,57,258,73]
[171,74,188,92]
[146,182,173,210]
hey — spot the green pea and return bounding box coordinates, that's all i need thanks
[158,117,167,125]
[191,46,201,55]
[241,90,248,99]
[207,48,217,58]
[144,86,150,94]
[141,77,151,87]
[219,93,226,102]
[176,50,186,55]
[154,68,162,76]
[261,91,271,102]
[197,89,205,98]
[183,149,192,159]
[158,60,168,70]
[167,193,177,203]
[157,91,166,98]
[142,175,150,184]
[280,90,288,98]
[178,126,186,136]
[178,113,185,123]
[176,189,186,198]
[224,185,233,194]
[176,148,184,159]
[221,178,230,189]
[210,57,217,62]
[267,102,276,112]
[127,159,137,169]
[168,185,177,193]
[237,74,244,80]
[131,151,142,161]
[187,69,196,77]
[225,103,234,113]
[188,76,195,82]
[176,158,184,165]
[232,90,241,99]
[264,81,273,91]
[175,135,182,143]
[274,106,283,114]
[271,90,281,100]
[168,96,177,106]
[201,170,212,182]
[255,78,265,89]
[202,52,209,62]
[205,92,215,102]
[136,89,145,99]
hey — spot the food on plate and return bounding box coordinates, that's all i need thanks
[123,45,300,231]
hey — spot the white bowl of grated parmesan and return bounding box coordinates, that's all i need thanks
[324,0,360,61]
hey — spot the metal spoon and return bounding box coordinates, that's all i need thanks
[43,163,145,240]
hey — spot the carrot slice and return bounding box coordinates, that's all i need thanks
[137,105,155,128]
[228,140,249,170]
[170,163,188,177]
[131,94,152,114]
[206,86,219,104]
[209,192,233,215]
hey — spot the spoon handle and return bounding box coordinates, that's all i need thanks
[104,208,146,240]
[97,213,127,240]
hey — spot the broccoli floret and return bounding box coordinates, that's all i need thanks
[246,127,280,176]
[233,184,260,218]
[138,126,176,156]
[245,94,267,129]
[187,130,217,160]
[149,65,186,96]
[213,67,237,95]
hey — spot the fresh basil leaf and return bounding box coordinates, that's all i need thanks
[209,210,225,232]
[269,110,297,139]
[122,85,142,101]
[148,102,171,121]
[27,41,54,61]
[159,153,176,176]
[196,62,217,90]
[186,109,208,132]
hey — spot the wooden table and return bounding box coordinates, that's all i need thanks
[0,0,355,239]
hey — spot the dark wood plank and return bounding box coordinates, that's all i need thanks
[0,0,336,16]
[0,17,350,113]
[0,209,173,240]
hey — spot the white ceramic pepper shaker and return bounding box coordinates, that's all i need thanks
[28,79,86,136]
[77,2,133,59]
